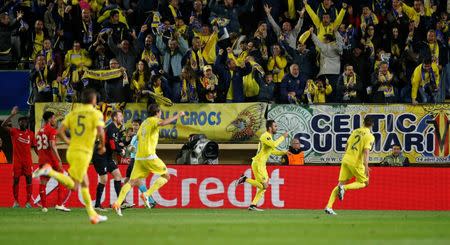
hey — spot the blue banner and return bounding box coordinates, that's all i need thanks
[0,71,30,111]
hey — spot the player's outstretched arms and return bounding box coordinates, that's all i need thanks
[158,111,186,126]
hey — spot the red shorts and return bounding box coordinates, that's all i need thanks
[39,161,63,182]
[13,163,32,177]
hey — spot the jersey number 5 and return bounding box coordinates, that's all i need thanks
[351,135,361,150]
[75,115,86,136]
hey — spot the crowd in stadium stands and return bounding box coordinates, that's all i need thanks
[0,0,448,105]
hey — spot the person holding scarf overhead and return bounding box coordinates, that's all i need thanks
[265,4,304,49]
[304,0,346,43]
[160,0,183,25]
[411,58,440,104]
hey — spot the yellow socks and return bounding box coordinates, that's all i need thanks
[115,183,132,206]
[146,177,168,196]
[251,188,266,206]
[81,187,96,217]
[344,182,366,190]
[326,182,367,208]
[48,170,75,189]
[245,178,264,189]
[326,186,338,208]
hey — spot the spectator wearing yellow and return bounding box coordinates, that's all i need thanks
[305,78,332,104]
[360,5,379,33]
[420,30,446,70]
[401,0,434,27]
[371,61,399,103]
[267,44,287,83]
[31,20,47,60]
[131,60,151,103]
[411,58,440,104]
[337,64,362,103]
[304,0,347,42]
[64,40,89,69]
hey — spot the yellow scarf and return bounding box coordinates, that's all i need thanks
[202,32,218,64]
[288,0,296,19]
[191,49,205,70]
[391,43,400,57]
[168,4,178,19]
[429,42,439,64]
[36,66,49,92]
[141,49,158,66]
[82,69,123,80]
[132,71,145,91]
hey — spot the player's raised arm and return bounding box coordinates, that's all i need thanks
[158,111,186,126]
[1,106,19,131]
[261,131,288,148]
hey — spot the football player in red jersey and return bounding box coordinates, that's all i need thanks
[36,111,70,212]
[1,106,36,208]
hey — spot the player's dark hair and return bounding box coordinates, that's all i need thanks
[132,119,142,125]
[43,111,55,122]
[18,116,28,122]
[266,120,275,130]
[81,88,97,104]
[111,110,122,120]
[148,104,161,117]
[363,116,374,127]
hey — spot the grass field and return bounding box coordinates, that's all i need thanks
[1,208,449,244]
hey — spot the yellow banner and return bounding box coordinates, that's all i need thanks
[35,102,267,143]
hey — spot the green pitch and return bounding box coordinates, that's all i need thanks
[1,208,449,244]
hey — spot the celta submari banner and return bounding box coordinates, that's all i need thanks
[268,104,450,164]
[35,102,267,143]
[1,164,449,210]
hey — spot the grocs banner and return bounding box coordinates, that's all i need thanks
[34,102,267,143]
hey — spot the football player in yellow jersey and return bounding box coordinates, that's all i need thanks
[112,104,185,216]
[33,89,108,224]
[325,116,375,215]
[236,120,290,211]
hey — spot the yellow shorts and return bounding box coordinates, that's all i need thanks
[251,162,268,183]
[130,158,168,179]
[338,162,368,183]
[66,150,92,183]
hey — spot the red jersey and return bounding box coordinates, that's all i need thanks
[36,123,59,164]
[10,128,35,165]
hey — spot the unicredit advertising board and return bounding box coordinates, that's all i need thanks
[0,164,449,210]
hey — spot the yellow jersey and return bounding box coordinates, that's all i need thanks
[136,117,161,159]
[252,131,286,165]
[62,104,105,155]
[341,127,375,167]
